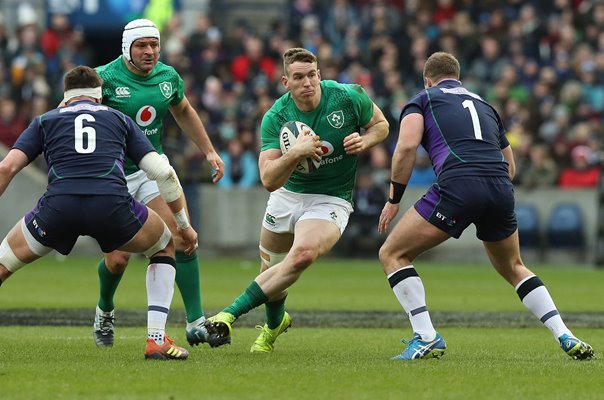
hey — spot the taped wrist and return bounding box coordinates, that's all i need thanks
[174,208,190,229]
[388,181,407,204]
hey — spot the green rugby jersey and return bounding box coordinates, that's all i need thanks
[260,80,374,204]
[96,56,185,175]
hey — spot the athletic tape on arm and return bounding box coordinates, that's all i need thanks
[138,152,182,203]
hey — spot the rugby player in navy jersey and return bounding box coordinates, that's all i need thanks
[377,52,594,361]
[0,66,211,360]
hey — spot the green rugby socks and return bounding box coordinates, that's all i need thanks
[175,251,203,323]
[97,259,123,312]
[265,296,287,329]
[224,281,269,318]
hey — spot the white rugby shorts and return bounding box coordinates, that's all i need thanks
[126,154,170,205]
[262,188,353,234]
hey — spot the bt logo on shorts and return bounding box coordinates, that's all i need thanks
[32,219,46,237]
[115,87,131,97]
[136,105,157,127]
[436,212,456,227]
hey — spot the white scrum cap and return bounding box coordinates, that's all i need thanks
[122,19,160,62]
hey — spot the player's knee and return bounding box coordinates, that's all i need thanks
[105,252,130,274]
[378,242,398,268]
[288,245,318,271]
[143,222,172,258]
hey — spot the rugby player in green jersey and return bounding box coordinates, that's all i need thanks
[92,19,226,348]
[209,48,389,352]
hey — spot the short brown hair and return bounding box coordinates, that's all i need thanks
[283,47,317,75]
[64,66,103,91]
[423,52,460,82]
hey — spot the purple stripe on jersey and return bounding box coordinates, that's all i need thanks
[414,185,440,221]
[421,93,449,177]
[131,198,149,225]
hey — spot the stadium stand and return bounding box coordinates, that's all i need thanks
[516,202,541,249]
[546,202,585,250]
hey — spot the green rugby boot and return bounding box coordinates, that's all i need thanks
[250,312,292,353]
[207,312,236,347]
[186,318,231,348]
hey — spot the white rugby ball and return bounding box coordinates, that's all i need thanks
[279,120,321,174]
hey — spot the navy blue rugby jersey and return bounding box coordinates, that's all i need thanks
[400,79,510,181]
[13,100,155,195]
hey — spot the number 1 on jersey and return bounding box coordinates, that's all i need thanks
[462,99,483,140]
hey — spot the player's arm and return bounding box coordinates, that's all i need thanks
[0,150,29,197]
[1,117,43,196]
[124,115,197,253]
[391,113,423,187]
[502,145,515,180]
[259,131,322,192]
[169,96,225,183]
[138,151,197,254]
[344,103,389,155]
[378,112,423,234]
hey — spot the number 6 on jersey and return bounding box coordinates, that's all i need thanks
[74,113,96,154]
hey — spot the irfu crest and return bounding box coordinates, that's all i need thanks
[326,110,344,128]
[159,81,173,99]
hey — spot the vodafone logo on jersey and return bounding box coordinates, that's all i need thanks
[136,105,157,127]
[319,140,344,166]
[320,140,334,156]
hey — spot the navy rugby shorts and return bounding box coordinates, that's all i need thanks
[24,194,149,255]
[414,176,517,241]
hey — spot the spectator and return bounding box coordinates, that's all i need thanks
[217,136,259,189]
[0,2,602,198]
[519,143,560,190]
[230,35,276,83]
[40,14,73,59]
[0,97,26,147]
[467,36,507,85]
[558,145,601,188]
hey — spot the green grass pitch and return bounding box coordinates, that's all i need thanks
[1,256,603,399]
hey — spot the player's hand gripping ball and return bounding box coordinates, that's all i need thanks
[279,121,322,174]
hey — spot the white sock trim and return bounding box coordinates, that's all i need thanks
[387,265,414,279]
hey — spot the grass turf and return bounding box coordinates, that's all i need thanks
[1,257,603,399]
[0,326,602,400]
[1,256,603,312]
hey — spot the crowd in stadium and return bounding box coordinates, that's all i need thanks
[0,0,603,191]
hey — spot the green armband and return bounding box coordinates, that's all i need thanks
[388,181,407,204]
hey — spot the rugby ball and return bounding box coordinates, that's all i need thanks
[279,121,321,174]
